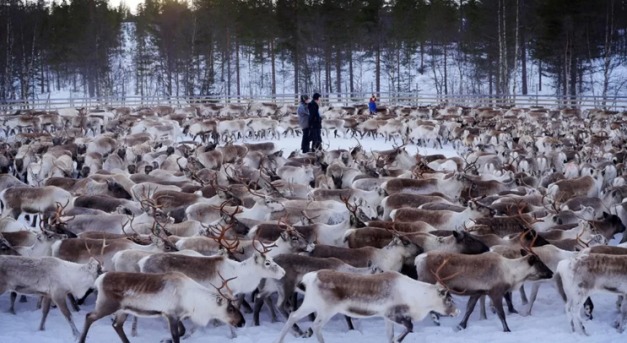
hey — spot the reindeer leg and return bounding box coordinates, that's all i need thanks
[523,283,541,316]
[79,305,120,343]
[112,313,131,343]
[344,316,355,330]
[53,292,80,337]
[68,294,81,312]
[39,296,52,331]
[237,294,253,314]
[395,317,414,342]
[489,291,511,332]
[429,312,441,326]
[77,288,94,305]
[311,313,331,343]
[614,295,627,332]
[131,316,139,337]
[504,292,518,314]
[9,292,17,314]
[165,316,181,343]
[584,297,594,320]
[276,303,316,343]
[385,320,395,343]
[519,285,528,305]
[479,295,487,320]
[253,294,265,326]
[267,297,279,323]
[456,294,481,331]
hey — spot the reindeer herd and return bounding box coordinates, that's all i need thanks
[0,102,627,342]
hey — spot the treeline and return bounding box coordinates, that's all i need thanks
[1,0,627,100]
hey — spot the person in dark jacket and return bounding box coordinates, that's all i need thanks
[297,95,311,153]
[308,93,323,151]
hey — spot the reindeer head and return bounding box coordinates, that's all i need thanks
[0,233,19,256]
[212,274,245,328]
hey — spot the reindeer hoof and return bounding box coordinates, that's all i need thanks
[454,324,465,332]
[508,309,519,315]
[302,328,313,338]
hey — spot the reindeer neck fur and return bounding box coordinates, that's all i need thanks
[236,201,275,221]
[534,244,577,271]
[218,255,277,294]
[412,234,454,252]
[396,277,447,320]
[500,256,542,289]
[179,279,226,326]
[375,244,409,272]
[262,238,292,257]
[449,206,484,229]
[316,219,351,246]
[16,235,57,257]
[55,258,99,297]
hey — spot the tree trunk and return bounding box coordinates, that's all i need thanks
[336,49,341,99]
[294,45,299,95]
[520,0,528,95]
[226,27,231,101]
[348,48,353,94]
[375,41,380,94]
[270,39,276,97]
[538,59,542,92]
[235,34,240,100]
[443,44,448,95]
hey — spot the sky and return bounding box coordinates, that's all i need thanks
[108,0,140,12]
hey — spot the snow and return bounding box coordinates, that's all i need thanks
[0,279,624,343]
[0,134,623,343]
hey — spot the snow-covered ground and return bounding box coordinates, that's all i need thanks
[0,135,624,343]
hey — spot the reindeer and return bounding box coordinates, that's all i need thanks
[555,250,627,335]
[0,256,101,337]
[0,186,74,219]
[275,270,459,343]
[252,253,379,327]
[78,272,245,343]
[415,249,553,332]
[308,236,421,272]
[390,200,493,230]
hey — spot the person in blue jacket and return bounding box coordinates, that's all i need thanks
[369,94,377,114]
[308,93,323,151]
[297,95,311,153]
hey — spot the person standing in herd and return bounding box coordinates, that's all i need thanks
[369,94,377,115]
[308,92,323,151]
[298,95,311,153]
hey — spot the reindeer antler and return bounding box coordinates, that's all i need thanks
[83,238,109,266]
[430,257,463,293]
[213,272,237,300]
[252,229,277,256]
[519,230,539,255]
[209,224,240,252]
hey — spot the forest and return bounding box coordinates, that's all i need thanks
[1,0,627,101]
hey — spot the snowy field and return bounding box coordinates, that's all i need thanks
[0,134,624,343]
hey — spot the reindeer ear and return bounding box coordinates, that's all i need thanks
[468,201,476,210]
[453,231,463,241]
[216,297,224,306]
[280,231,289,241]
[520,249,529,257]
[603,211,609,218]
